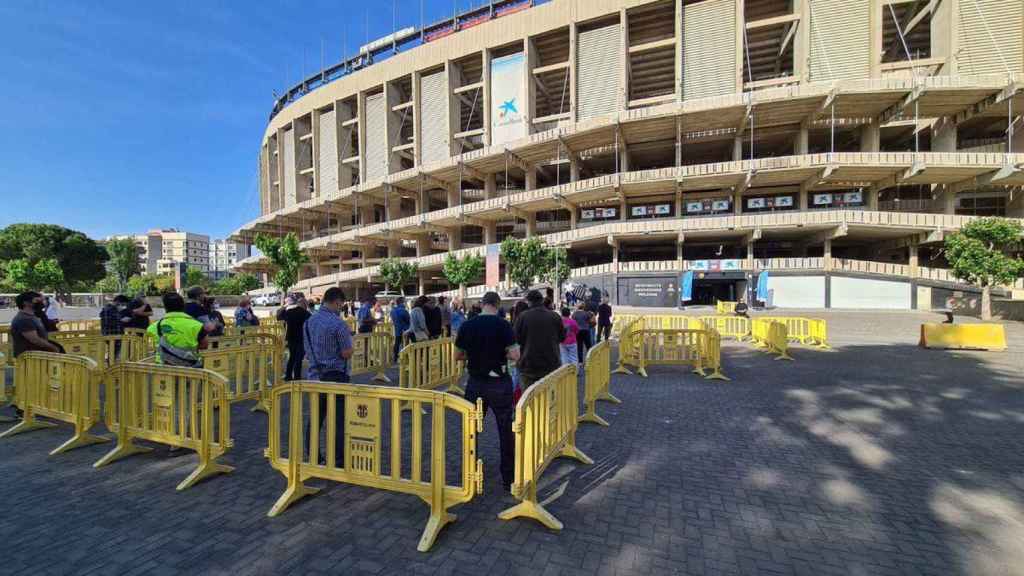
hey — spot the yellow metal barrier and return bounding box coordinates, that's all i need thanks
[498,364,591,530]
[0,352,109,455]
[758,317,830,348]
[611,317,643,375]
[637,329,706,378]
[266,381,484,552]
[751,319,794,361]
[699,315,751,340]
[57,319,101,332]
[919,323,1007,351]
[0,350,12,423]
[579,340,619,426]
[350,331,394,382]
[206,332,283,351]
[399,337,464,396]
[716,301,737,315]
[224,321,286,343]
[94,362,234,490]
[51,331,151,368]
[201,341,282,412]
[611,314,704,338]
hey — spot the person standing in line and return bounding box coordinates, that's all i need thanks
[424,297,443,339]
[204,297,226,338]
[596,297,613,343]
[572,302,595,364]
[356,295,377,334]
[100,295,130,336]
[454,291,520,492]
[438,296,452,337]
[124,298,152,330]
[148,292,207,367]
[390,297,411,361]
[184,286,216,333]
[10,292,60,358]
[559,308,579,366]
[303,287,354,465]
[234,297,261,327]
[513,290,565,390]
[450,297,466,337]
[406,296,430,344]
[282,296,311,381]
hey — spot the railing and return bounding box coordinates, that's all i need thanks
[699,316,751,341]
[95,362,234,490]
[398,337,464,396]
[578,340,618,427]
[759,317,830,349]
[349,331,394,383]
[498,364,591,530]
[0,352,108,455]
[50,331,151,368]
[201,340,283,412]
[266,381,483,552]
[751,320,794,361]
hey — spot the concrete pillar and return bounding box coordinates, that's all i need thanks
[799,188,809,211]
[447,186,461,208]
[867,188,880,211]
[484,174,498,199]
[733,137,744,161]
[937,185,957,215]
[612,243,620,273]
[524,213,537,238]
[1007,188,1024,218]
[418,271,427,297]
[746,239,755,270]
[908,242,919,279]
[676,240,684,271]
[483,222,498,245]
[861,121,881,152]
[823,238,833,271]
[416,236,431,257]
[932,120,957,152]
[358,203,375,226]
[795,124,809,155]
[525,168,537,191]
[569,157,580,181]
[569,208,578,229]
[448,228,462,251]
[619,198,627,221]
[734,188,743,215]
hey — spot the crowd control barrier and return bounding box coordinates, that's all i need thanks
[224,322,286,344]
[95,362,234,490]
[206,332,283,351]
[0,352,109,455]
[612,317,644,375]
[51,331,150,368]
[58,319,102,332]
[266,381,484,552]
[202,341,282,412]
[716,301,738,315]
[751,320,794,361]
[699,316,751,340]
[759,317,830,348]
[399,337,464,396]
[611,314,704,338]
[919,323,1007,351]
[350,332,394,382]
[0,351,13,423]
[579,340,619,426]
[637,329,706,378]
[498,364,591,530]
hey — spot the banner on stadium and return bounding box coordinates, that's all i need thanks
[490,53,527,146]
[689,259,743,272]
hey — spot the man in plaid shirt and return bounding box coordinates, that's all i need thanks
[100,295,130,336]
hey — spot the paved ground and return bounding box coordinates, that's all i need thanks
[1,310,1023,575]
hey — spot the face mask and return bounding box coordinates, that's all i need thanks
[33,302,45,313]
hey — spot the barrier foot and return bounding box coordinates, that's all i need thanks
[448,383,465,396]
[636,368,648,378]
[578,412,609,427]
[417,511,456,552]
[691,367,706,378]
[0,417,56,439]
[704,370,730,382]
[250,401,269,414]
[267,480,321,517]
[560,444,593,465]
[373,372,392,384]
[774,353,794,362]
[597,392,622,405]
[93,440,152,468]
[498,499,563,530]
[49,430,110,456]
[611,364,632,376]
[177,458,234,491]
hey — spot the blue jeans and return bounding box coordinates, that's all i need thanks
[464,374,515,488]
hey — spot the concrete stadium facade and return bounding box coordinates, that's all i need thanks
[232,0,1024,310]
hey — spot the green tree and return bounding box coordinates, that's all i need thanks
[2,258,65,291]
[500,236,552,293]
[254,232,309,297]
[127,273,175,297]
[442,253,484,300]
[209,273,261,295]
[545,246,571,293]
[105,237,139,291]
[184,266,209,289]
[94,274,122,294]
[0,223,107,290]
[379,257,419,296]
[944,217,1024,320]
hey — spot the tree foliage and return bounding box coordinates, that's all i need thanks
[0,223,107,290]
[254,232,309,296]
[443,253,484,298]
[210,273,262,295]
[184,266,209,289]
[93,274,123,294]
[379,257,419,295]
[944,217,1023,319]
[127,273,175,297]
[105,237,139,290]
[545,246,571,289]
[501,237,565,293]
[2,258,65,292]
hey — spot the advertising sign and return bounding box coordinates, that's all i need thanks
[617,276,679,307]
[686,198,732,215]
[490,53,527,146]
[580,206,618,222]
[747,197,766,209]
[690,259,743,271]
[813,193,834,206]
[485,243,500,287]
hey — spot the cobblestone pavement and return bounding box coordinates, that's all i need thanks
[1,311,1023,576]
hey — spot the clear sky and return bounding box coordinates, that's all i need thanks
[0,1,486,241]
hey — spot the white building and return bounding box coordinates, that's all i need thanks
[208,239,252,280]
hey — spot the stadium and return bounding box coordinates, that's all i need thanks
[231,0,1024,311]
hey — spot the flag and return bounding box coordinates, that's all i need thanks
[756,272,769,303]
[680,271,693,302]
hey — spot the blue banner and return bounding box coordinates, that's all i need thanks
[756,272,769,303]
[680,271,693,302]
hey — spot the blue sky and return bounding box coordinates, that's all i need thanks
[0,1,484,240]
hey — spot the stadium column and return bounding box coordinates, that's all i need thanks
[676,233,685,271]
[525,213,537,238]
[823,238,833,272]
[795,120,809,155]
[1007,189,1024,218]
[483,174,498,244]
[608,235,620,274]
[416,236,431,258]
[908,240,920,279]
[387,188,402,258]
[447,180,462,249]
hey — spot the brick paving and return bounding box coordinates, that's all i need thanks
[2,310,1023,576]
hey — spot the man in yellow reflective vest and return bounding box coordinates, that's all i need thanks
[147,292,208,367]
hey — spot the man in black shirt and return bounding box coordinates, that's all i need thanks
[282,297,311,380]
[596,298,613,342]
[513,289,565,390]
[9,292,59,358]
[455,291,520,491]
[424,297,443,339]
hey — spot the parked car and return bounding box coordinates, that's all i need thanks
[252,293,281,307]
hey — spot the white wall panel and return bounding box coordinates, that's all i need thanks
[831,276,911,309]
[958,0,1024,75]
[318,109,338,195]
[420,70,450,165]
[577,23,621,120]
[768,275,826,308]
[809,0,870,81]
[364,93,388,181]
[282,128,296,207]
[683,0,736,100]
